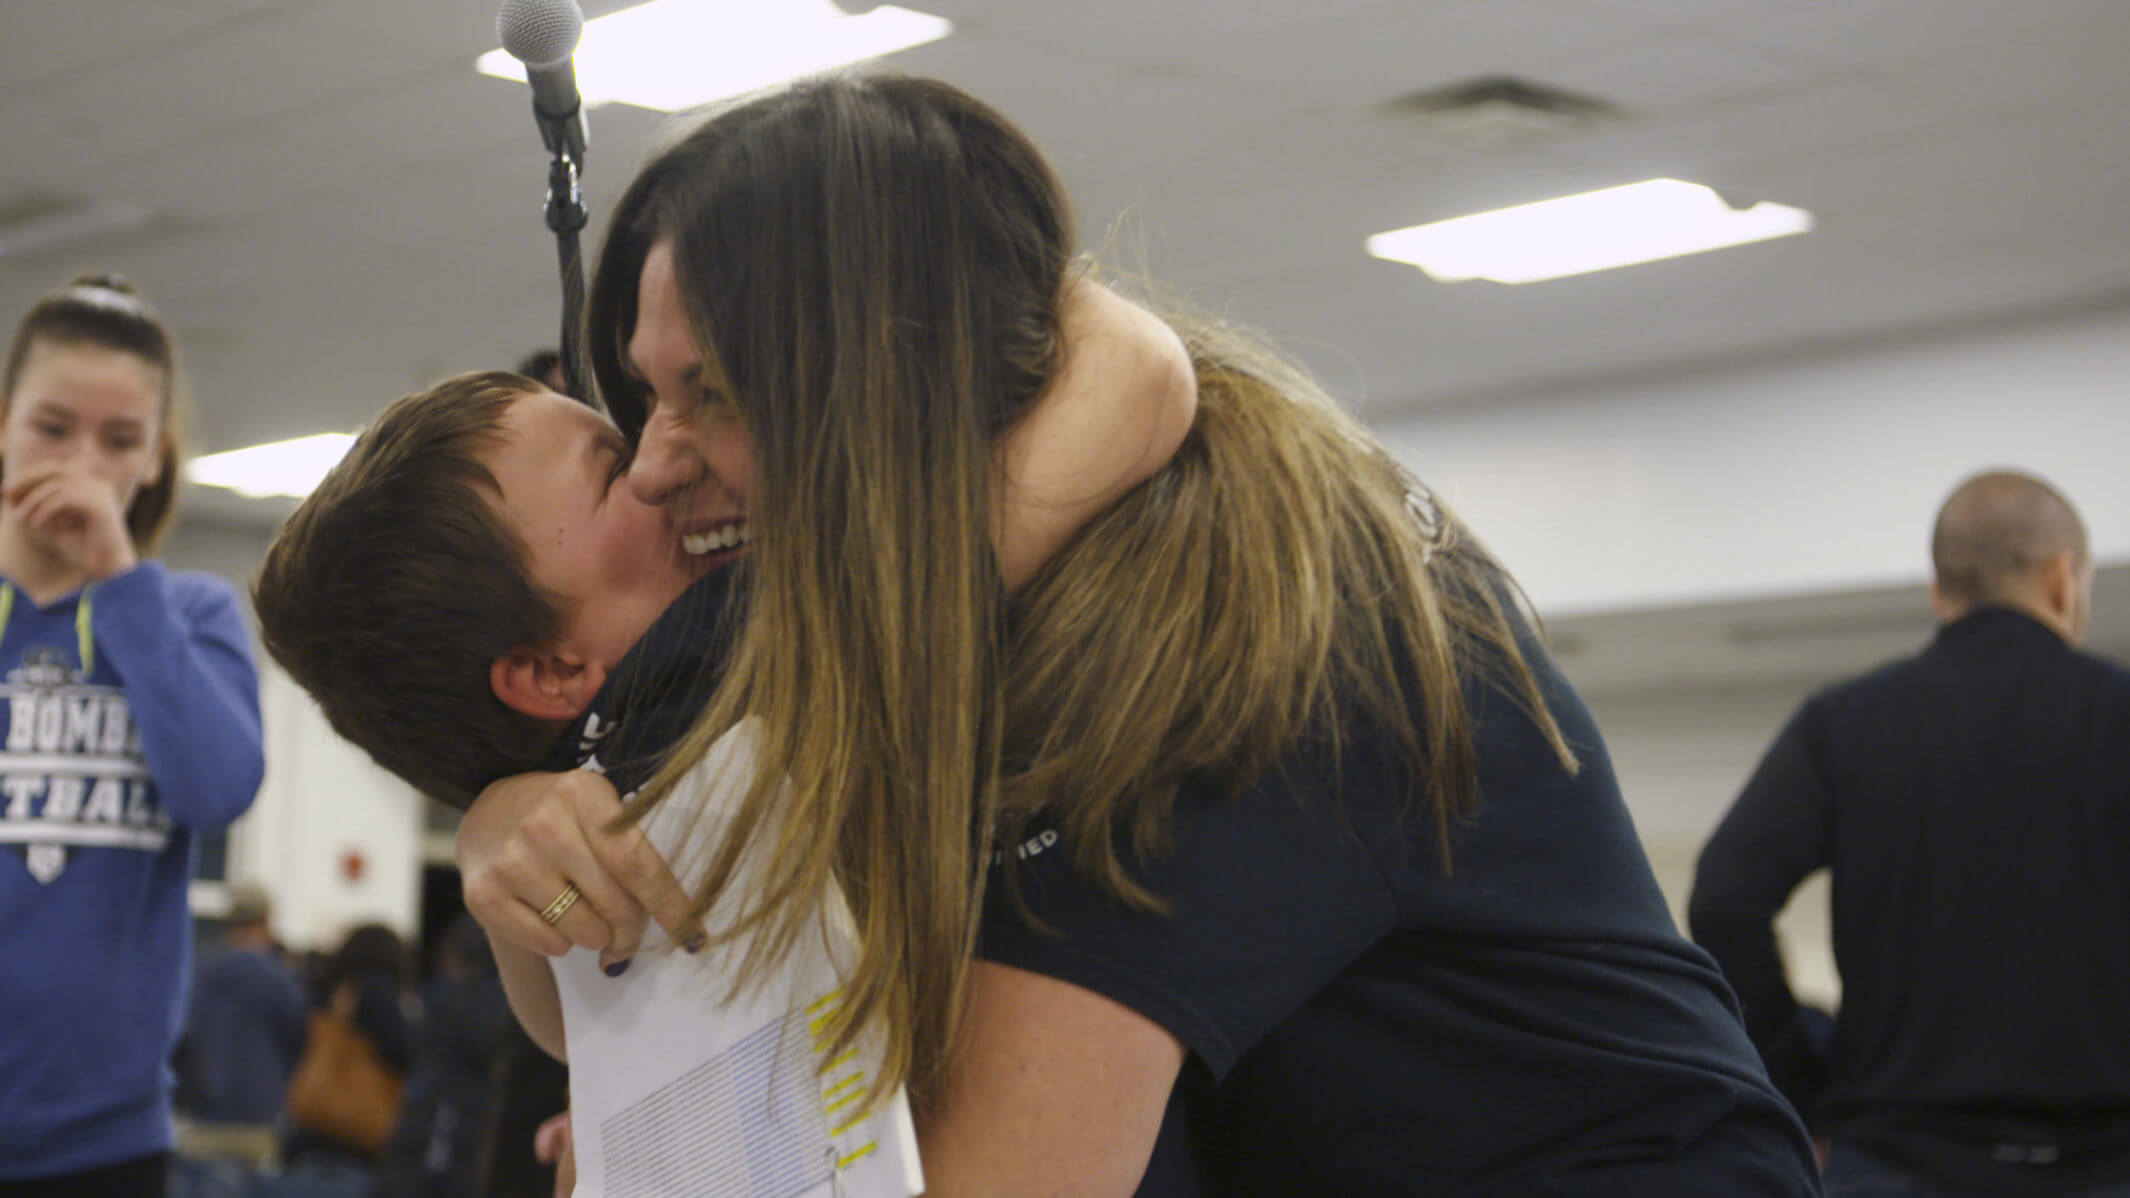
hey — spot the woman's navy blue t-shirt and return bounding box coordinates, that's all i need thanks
[978,642,1820,1194]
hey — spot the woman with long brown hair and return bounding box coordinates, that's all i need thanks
[458,75,1819,1193]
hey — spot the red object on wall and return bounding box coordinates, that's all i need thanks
[340,849,365,883]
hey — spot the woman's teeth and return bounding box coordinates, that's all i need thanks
[683,522,750,556]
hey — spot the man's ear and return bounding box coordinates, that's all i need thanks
[2040,549,2081,622]
[489,648,608,722]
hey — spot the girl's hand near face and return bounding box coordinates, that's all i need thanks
[3,460,137,581]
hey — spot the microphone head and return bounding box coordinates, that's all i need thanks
[497,0,584,69]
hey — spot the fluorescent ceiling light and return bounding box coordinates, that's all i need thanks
[1366,178,1813,284]
[476,0,953,113]
[185,434,355,500]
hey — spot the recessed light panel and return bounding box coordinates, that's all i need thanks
[477,0,952,113]
[186,434,356,500]
[1368,178,1813,284]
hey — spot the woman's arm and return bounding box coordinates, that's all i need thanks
[494,935,568,1060]
[918,961,1184,1196]
[457,770,633,1056]
[993,281,1196,592]
[88,564,264,829]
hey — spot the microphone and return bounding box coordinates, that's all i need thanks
[497,0,588,165]
[499,0,593,398]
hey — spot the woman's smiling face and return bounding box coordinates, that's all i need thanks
[622,241,755,565]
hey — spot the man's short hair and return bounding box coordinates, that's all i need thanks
[223,884,271,929]
[1931,469,2088,608]
[253,371,566,809]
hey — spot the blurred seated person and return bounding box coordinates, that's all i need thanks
[372,914,514,1198]
[174,886,307,1171]
[277,924,413,1195]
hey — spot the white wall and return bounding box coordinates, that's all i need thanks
[1583,679,1839,1010]
[1369,301,2130,1015]
[229,664,426,950]
[162,515,428,951]
[1379,303,2130,617]
[158,516,275,603]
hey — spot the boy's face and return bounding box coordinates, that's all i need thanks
[482,388,717,673]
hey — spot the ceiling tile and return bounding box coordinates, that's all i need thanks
[2,0,2125,465]
[1535,28,1833,113]
[0,1,268,97]
[1709,0,2121,68]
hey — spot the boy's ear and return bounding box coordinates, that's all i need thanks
[490,647,608,722]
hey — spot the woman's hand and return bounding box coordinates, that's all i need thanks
[456,769,701,971]
[3,461,137,581]
[535,1110,575,1198]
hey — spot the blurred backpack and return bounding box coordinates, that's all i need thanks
[284,983,404,1157]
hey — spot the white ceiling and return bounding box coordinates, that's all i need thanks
[5,0,2129,690]
[5,0,2127,449]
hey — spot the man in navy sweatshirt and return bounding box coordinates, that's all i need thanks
[1690,470,2130,1197]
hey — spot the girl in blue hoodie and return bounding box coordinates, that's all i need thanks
[0,274,264,1196]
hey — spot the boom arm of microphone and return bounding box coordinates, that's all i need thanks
[499,0,593,401]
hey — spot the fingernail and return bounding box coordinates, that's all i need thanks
[603,959,630,978]
[682,932,707,955]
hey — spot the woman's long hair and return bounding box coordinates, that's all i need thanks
[590,75,1060,1105]
[588,74,1572,1106]
[999,325,1575,909]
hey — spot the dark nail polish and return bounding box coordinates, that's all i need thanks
[603,959,630,978]
[682,932,707,955]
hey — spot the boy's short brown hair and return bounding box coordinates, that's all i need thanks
[253,371,566,808]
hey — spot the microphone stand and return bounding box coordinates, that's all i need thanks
[544,148,591,401]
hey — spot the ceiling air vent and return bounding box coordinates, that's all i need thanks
[1381,76,1621,149]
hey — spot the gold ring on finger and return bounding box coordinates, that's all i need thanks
[539,883,582,925]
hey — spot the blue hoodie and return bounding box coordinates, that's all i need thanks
[0,561,264,1180]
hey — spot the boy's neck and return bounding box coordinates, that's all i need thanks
[0,516,89,605]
